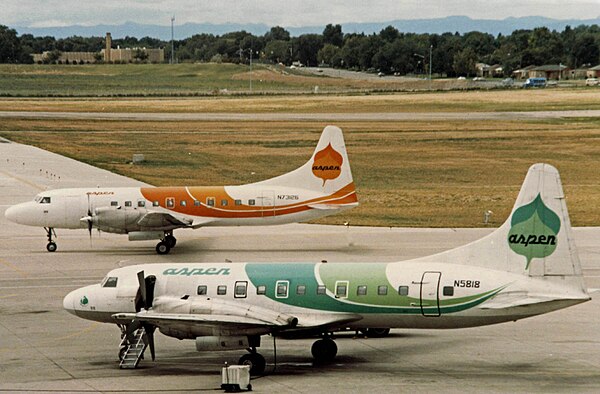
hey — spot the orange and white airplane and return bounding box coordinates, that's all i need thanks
[5,126,358,254]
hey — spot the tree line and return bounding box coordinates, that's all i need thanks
[1,23,599,76]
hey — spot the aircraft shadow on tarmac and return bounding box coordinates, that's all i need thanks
[37,238,372,256]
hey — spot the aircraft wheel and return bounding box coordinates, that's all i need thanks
[46,242,57,252]
[155,241,170,255]
[239,352,266,375]
[364,328,390,338]
[165,235,177,248]
[311,338,337,363]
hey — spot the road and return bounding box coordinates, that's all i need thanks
[1,109,600,121]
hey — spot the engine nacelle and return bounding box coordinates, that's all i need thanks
[128,231,163,241]
[195,336,249,351]
[92,207,144,233]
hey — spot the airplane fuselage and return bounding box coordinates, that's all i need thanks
[64,262,589,337]
[7,183,357,234]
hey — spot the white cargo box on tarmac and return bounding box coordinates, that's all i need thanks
[221,364,251,392]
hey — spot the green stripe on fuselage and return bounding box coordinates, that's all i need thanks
[245,263,502,315]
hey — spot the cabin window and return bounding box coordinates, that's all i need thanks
[357,285,367,296]
[235,281,248,298]
[124,201,132,207]
[102,277,118,288]
[378,285,388,296]
[335,283,348,298]
[235,199,242,206]
[217,285,227,295]
[276,280,289,298]
[153,201,159,207]
[256,285,266,295]
[180,200,187,207]
[194,200,201,207]
[296,285,306,295]
[207,197,215,207]
[166,198,175,208]
[398,286,409,296]
[443,286,454,296]
[111,201,118,207]
[197,285,207,295]
[221,199,228,206]
[317,285,327,295]
[248,199,256,206]
[40,196,51,204]
[137,200,145,208]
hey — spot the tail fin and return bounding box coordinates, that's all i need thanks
[255,126,356,197]
[417,164,586,291]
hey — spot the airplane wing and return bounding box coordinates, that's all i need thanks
[112,311,362,333]
[136,211,193,229]
[136,211,216,229]
[113,312,288,330]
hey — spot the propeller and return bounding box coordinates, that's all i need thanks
[79,194,94,245]
[136,270,157,361]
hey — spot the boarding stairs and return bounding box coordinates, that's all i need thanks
[119,328,147,369]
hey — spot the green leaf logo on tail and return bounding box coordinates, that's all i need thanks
[508,193,561,270]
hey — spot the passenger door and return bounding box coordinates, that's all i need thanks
[420,271,441,317]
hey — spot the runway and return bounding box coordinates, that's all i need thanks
[2,109,600,121]
[1,139,599,393]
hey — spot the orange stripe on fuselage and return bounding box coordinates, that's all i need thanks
[139,183,357,219]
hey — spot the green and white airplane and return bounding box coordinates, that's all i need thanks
[63,163,590,375]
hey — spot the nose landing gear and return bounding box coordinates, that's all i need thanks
[44,227,57,252]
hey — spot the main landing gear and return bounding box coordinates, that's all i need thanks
[155,233,177,255]
[235,334,339,375]
[238,347,266,375]
[311,336,338,364]
[44,227,57,252]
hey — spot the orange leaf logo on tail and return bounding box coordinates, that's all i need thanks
[312,143,343,186]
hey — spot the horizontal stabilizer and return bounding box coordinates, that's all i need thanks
[308,202,359,210]
[480,294,585,309]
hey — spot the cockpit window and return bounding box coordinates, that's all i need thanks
[39,196,51,204]
[102,277,118,288]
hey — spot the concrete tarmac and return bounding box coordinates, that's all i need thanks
[1,139,599,393]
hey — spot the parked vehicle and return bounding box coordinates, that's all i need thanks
[586,78,599,86]
[523,77,547,88]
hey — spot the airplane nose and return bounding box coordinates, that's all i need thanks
[4,204,18,223]
[4,202,40,226]
[63,289,78,316]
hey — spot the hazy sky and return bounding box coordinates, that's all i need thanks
[4,0,600,27]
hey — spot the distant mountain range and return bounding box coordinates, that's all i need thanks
[13,16,600,40]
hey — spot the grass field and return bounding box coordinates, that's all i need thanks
[2,89,600,114]
[1,63,598,104]
[0,63,416,97]
[2,116,600,227]
[1,65,599,227]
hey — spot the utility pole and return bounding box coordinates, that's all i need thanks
[429,44,433,90]
[429,45,433,80]
[249,49,253,92]
[170,16,175,64]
